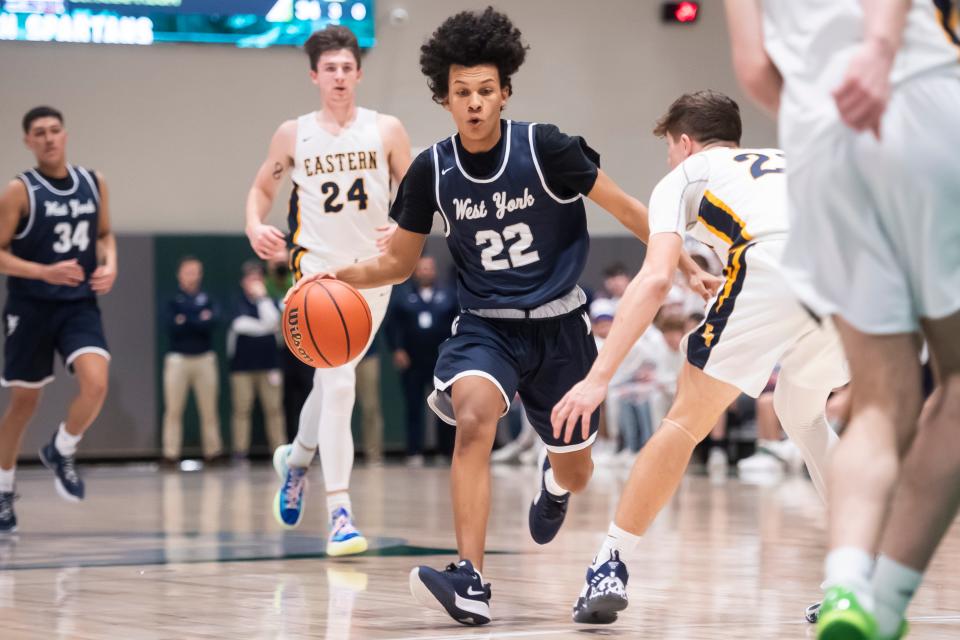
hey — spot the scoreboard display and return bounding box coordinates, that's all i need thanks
[0,0,375,47]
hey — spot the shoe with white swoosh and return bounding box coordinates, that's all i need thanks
[409,559,491,625]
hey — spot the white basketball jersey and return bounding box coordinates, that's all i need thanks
[647,147,788,264]
[288,107,391,272]
[762,0,960,158]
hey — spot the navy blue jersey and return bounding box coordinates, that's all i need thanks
[10,165,100,301]
[432,121,590,310]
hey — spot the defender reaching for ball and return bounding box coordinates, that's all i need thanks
[292,8,719,625]
[244,25,411,556]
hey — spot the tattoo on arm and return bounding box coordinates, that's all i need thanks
[272,162,284,180]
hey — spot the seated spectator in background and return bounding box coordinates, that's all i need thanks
[227,260,285,460]
[386,256,457,466]
[600,262,631,308]
[162,256,222,464]
[355,332,385,466]
[264,251,313,443]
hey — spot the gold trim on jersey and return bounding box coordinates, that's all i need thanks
[717,243,749,310]
[698,190,753,248]
[935,0,960,56]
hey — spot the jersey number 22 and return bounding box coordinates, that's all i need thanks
[476,223,540,271]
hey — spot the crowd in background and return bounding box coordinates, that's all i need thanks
[159,243,851,479]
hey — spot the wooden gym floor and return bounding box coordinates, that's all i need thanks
[1,462,958,639]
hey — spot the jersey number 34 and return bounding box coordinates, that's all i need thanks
[52,220,90,254]
[475,222,540,271]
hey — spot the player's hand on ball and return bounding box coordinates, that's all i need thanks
[90,264,117,294]
[43,259,85,286]
[283,272,336,304]
[375,223,398,253]
[552,376,607,444]
[247,223,287,260]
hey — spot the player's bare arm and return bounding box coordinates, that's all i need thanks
[0,179,83,286]
[832,0,910,136]
[91,172,117,294]
[551,232,682,443]
[588,170,722,300]
[724,0,782,118]
[375,114,413,250]
[245,119,296,259]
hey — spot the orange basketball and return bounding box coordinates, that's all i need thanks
[282,279,373,368]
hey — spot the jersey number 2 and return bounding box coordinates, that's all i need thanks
[52,221,90,254]
[475,223,540,271]
[321,178,368,213]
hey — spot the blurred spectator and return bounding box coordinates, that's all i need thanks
[162,256,222,463]
[227,260,285,460]
[265,251,314,442]
[355,333,385,466]
[601,262,631,308]
[386,256,458,465]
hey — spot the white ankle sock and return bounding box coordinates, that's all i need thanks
[592,521,642,569]
[0,467,14,492]
[825,546,875,600]
[286,437,316,468]
[872,555,922,638]
[327,492,351,519]
[55,423,82,457]
[544,468,568,497]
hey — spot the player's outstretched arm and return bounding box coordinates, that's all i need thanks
[588,170,721,300]
[551,233,682,444]
[245,120,296,259]
[0,179,83,286]
[91,172,118,295]
[724,0,782,118]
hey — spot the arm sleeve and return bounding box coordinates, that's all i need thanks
[647,154,710,237]
[532,124,601,198]
[389,150,437,235]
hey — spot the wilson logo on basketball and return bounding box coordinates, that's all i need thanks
[282,279,373,369]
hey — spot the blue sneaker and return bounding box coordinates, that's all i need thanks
[326,506,368,557]
[273,445,308,529]
[528,454,569,544]
[572,550,629,624]
[409,559,491,626]
[39,435,84,502]
[0,492,16,534]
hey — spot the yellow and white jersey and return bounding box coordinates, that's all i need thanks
[647,147,788,264]
[288,107,391,276]
[762,0,960,160]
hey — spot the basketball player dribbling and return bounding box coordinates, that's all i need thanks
[291,8,721,625]
[727,1,960,638]
[244,25,411,556]
[0,106,117,533]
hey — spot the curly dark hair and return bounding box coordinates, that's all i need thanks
[419,7,529,104]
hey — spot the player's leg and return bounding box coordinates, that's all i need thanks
[573,362,740,624]
[865,311,960,638]
[0,387,42,533]
[230,372,255,458]
[817,318,922,639]
[272,366,321,528]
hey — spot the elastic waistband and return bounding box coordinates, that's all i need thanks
[465,287,586,320]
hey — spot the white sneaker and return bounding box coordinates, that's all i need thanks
[491,440,526,463]
[766,439,804,473]
[405,454,425,469]
[737,446,785,475]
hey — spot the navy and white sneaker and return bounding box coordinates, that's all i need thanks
[39,434,84,502]
[0,492,16,534]
[572,550,629,624]
[528,454,569,544]
[805,600,821,623]
[409,559,492,626]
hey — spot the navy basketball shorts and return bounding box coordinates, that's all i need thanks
[428,309,599,453]
[2,295,110,388]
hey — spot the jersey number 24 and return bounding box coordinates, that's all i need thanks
[476,223,540,271]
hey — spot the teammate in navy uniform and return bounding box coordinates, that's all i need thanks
[0,107,117,533]
[290,9,718,625]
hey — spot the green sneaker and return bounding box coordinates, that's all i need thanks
[816,586,877,640]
